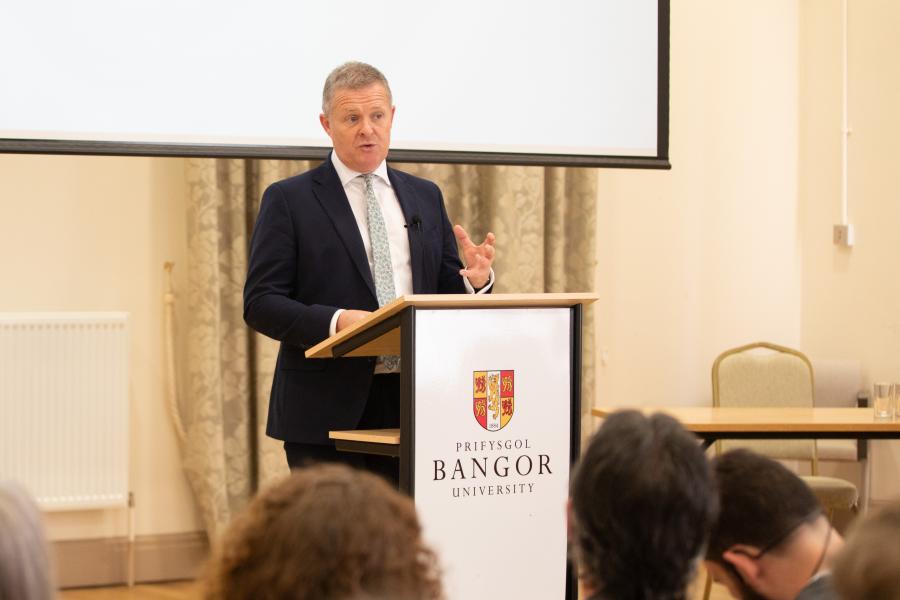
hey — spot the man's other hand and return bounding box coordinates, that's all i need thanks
[454,225,496,289]
[336,309,372,332]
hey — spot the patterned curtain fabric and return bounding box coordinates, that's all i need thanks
[183,158,597,536]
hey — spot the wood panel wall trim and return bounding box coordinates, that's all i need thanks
[54,531,209,589]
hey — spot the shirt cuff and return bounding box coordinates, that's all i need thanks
[463,268,495,294]
[329,309,345,337]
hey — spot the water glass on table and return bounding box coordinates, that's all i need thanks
[896,383,900,419]
[873,382,893,420]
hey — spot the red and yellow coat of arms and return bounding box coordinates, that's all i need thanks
[473,370,514,431]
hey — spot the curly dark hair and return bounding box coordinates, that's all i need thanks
[570,410,718,600]
[204,464,443,600]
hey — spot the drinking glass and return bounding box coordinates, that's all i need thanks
[895,383,900,419]
[873,382,893,420]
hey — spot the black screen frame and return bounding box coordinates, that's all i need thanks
[0,0,670,169]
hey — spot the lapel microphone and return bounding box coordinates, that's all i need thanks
[405,215,423,232]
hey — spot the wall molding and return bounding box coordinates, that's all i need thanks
[53,531,209,589]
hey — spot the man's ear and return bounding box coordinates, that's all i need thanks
[722,545,763,584]
[319,113,332,138]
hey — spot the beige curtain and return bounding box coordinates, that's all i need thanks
[183,158,596,537]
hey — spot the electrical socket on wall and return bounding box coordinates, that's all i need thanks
[833,224,855,247]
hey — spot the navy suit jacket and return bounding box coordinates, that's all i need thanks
[244,158,470,443]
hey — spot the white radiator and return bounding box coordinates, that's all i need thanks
[0,312,129,510]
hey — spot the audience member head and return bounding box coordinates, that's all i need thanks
[706,450,842,600]
[569,410,717,600]
[833,502,900,600]
[0,481,55,600]
[204,463,443,600]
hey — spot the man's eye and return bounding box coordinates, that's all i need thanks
[373,113,383,120]
[347,115,358,123]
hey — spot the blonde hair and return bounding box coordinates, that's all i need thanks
[204,464,443,600]
[322,61,392,115]
[0,481,55,600]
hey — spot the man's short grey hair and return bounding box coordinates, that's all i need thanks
[0,481,55,600]
[322,61,392,115]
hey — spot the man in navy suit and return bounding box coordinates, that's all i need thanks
[244,62,495,476]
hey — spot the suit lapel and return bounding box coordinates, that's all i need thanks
[388,167,426,294]
[311,160,377,300]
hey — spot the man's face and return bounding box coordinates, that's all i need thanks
[705,560,769,600]
[319,83,394,174]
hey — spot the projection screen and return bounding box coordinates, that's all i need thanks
[0,0,670,168]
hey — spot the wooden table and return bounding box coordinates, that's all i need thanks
[591,406,900,448]
[353,409,900,455]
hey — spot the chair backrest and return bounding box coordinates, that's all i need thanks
[713,342,814,409]
[712,342,816,462]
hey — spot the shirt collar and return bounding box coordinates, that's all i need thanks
[330,151,391,188]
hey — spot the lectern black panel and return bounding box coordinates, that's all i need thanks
[400,307,416,495]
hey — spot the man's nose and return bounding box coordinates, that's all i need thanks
[359,118,374,135]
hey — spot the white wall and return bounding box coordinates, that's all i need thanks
[595,0,803,408]
[0,154,202,539]
[799,0,900,502]
[593,0,899,503]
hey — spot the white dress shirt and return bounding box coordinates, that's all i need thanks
[328,152,493,343]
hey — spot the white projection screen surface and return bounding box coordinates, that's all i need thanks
[0,0,669,168]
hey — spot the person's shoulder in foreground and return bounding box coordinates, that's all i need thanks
[795,574,838,600]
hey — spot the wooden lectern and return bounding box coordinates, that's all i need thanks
[306,293,596,600]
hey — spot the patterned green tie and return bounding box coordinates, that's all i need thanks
[363,174,400,370]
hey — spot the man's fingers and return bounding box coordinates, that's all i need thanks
[468,243,494,264]
[476,232,496,255]
[453,224,475,249]
[455,227,494,288]
[461,254,488,274]
[456,226,496,253]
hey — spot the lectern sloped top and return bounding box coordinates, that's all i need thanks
[305,292,598,359]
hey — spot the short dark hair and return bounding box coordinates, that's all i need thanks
[706,449,821,561]
[204,464,442,600]
[570,410,717,599]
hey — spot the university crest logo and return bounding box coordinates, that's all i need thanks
[473,370,514,431]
